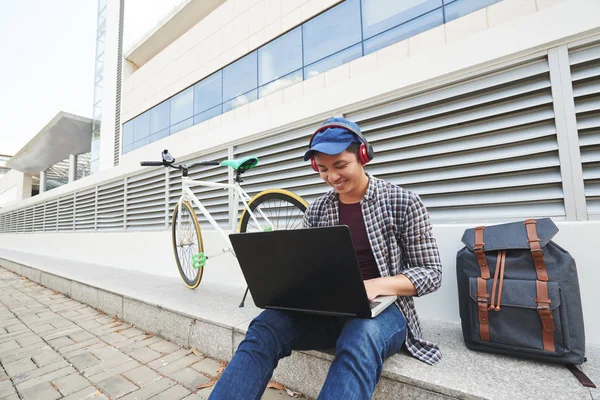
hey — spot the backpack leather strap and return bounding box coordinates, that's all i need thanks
[525,219,556,352]
[474,226,491,341]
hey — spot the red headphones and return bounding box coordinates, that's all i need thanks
[308,122,375,172]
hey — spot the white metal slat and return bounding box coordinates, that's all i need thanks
[75,190,96,230]
[570,42,600,216]
[97,181,125,230]
[126,169,166,229]
[58,196,74,232]
[44,201,59,232]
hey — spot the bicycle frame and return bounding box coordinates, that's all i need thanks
[176,176,275,260]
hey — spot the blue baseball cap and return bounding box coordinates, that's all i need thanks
[303,117,362,161]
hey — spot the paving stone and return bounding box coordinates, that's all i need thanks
[78,320,101,330]
[68,352,101,370]
[191,358,222,377]
[3,358,37,376]
[52,372,91,396]
[48,336,75,349]
[119,377,176,400]
[158,354,203,375]
[122,365,161,386]
[148,384,190,400]
[0,341,20,352]
[194,387,214,400]
[96,375,138,399]
[68,331,95,343]
[147,349,191,370]
[121,336,162,354]
[32,350,62,367]
[129,346,162,364]
[87,360,140,383]
[0,379,16,398]
[29,324,54,334]
[169,368,211,391]
[120,327,144,338]
[16,335,43,347]
[19,381,61,400]
[261,388,294,400]
[149,340,181,354]
[61,386,108,400]
[10,360,70,386]
[100,332,129,345]
[15,366,76,391]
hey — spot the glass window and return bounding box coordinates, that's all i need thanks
[122,121,134,146]
[444,0,501,22]
[150,100,170,133]
[170,87,193,125]
[364,9,444,55]
[133,111,150,143]
[223,52,258,102]
[123,144,133,154]
[361,0,442,39]
[150,128,169,143]
[194,71,222,115]
[223,89,257,113]
[259,70,303,97]
[133,136,150,150]
[304,44,362,79]
[170,117,193,135]
[302,0,362,66]
[194,105,222,125]
[259,27,302,86]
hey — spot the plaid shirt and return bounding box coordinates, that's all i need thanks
[303,174,443,365]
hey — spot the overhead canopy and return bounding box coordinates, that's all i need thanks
[6,111,93,175]
[124,0,226,68]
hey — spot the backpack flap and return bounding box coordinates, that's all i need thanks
[461,218,559,251]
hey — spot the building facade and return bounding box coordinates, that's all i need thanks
[0,0,599,342]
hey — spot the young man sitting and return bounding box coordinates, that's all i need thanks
[210,117,442,399]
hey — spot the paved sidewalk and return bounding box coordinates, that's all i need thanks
[0,267,299,400]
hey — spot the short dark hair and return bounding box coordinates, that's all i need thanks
[345,142,361,162]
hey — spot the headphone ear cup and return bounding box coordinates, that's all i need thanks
[358,143,370,165]
[311,156,319,172]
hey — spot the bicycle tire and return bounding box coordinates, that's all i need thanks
[172,201,204,289]
[238,189,308,233]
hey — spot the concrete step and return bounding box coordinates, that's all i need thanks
[0,248,597,400]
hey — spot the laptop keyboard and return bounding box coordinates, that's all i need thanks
[369,300,381,309]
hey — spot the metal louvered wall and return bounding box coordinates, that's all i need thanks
[569,41,600,218]
[1,38,600,233]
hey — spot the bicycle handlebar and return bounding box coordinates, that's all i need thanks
[140,161,165,167]
[140,149,220,170]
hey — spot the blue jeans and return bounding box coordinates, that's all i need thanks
[209,305,406,400]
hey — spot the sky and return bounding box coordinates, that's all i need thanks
[0,0,181,157]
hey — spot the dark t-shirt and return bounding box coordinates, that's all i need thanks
[338,201,380,280]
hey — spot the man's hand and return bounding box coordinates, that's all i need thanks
[364,275,418,299]
[364,279,381,300]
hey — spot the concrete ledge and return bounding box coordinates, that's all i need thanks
[0,249,598,400]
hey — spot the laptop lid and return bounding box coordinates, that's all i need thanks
[229,226,374,318]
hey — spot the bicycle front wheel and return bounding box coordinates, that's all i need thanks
[238,189,308,233]
[172,201,204,289]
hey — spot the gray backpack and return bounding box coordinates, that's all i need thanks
[456,218,594,387]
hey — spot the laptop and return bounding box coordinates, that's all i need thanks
[229,226,397,318]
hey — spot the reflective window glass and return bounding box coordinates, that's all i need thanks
[150,128,169,143]
[223,89,257,113]
[259,70,303,98]
[170,117,193,135]
[259,27,302,86]
[304,44,362,79]
[133,136,150,150]
[133,111,150,143]
[363,9,443,55]
[150,100,170,133]
[361,0,442,39]
[194,105,222,125]
[444,0,501,22]
[170,87,193,125]
[194,71,222,115]
[302,0,361,66]
[122,121,134,146]
[223,52,258,102]
[123,144,132,154]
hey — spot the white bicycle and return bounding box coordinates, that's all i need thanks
[141,150,308,301]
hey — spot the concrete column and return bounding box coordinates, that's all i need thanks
[68,154,77,183]
[39,171,46,194]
